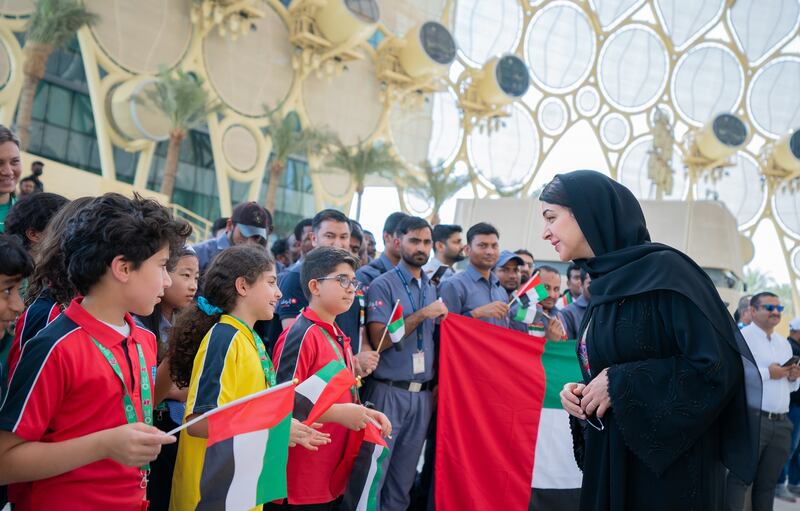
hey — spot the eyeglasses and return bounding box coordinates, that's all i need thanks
[761,304,785,313]
[586,416,604,432]
[316,275,361,290]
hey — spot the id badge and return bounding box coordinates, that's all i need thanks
[412,351,425,374]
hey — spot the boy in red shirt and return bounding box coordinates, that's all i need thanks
[0,193,190,510]
[272,246,391,510]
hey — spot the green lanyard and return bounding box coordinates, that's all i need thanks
[317,325,359,403]
[229,315,277,387]
[91,338,153,470]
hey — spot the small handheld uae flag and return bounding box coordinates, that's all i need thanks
[387,301,405,345]
[295,360,357,425]
[340,422,390,511]
[515,272,548,303]
[513,304,538,324]
[195,383,294,511]
[556,291,573,311]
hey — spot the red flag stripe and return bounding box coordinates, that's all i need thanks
[207,385,295,446]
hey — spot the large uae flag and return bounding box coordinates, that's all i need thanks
[436,314,546,511]
[531,338,584,510]
[196,383,294,511]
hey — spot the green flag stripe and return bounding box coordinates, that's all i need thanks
[387,318,404,333]
[366,446,390,511]
[255,413,291,504]
[316,360,347,382]
[542,339,583,409]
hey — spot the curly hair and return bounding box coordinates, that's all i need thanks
[25,197,95,306]
[61,193,192,296]
[168,245,274,388]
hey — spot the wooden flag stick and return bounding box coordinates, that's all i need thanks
[375,299,401,353]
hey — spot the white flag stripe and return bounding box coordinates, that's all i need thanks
[296,374,326,404]
[226,428,270,510]
[356,445,385,511]
[531,408,582,489]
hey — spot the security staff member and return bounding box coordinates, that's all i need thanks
[439,222,510,327]
[364,216,446,511]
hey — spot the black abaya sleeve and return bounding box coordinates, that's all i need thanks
[606,291,743,476]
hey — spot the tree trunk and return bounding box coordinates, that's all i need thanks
[265,160,284,214]
[16,43,53,151]
[431,209,441,226]
[161,130,186,201]
[355,184,364,221]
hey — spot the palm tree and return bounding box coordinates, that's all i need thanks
[489,177,525,198]
[406,160,470,225]
[16,0,98,150]
[264,108,335,214]
[145,69,222,201]
[328,140,404,221]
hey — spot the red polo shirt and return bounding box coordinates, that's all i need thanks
[0,298,158,510]
[273,308,357,505]
[8,289,62,378]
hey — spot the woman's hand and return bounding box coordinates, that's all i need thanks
[580,368,612,418]
[560,382,586,419]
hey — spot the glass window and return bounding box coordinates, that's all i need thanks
[44,85,72,129]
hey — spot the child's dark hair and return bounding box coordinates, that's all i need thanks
[136,247,199,361]
[300,246,359,301]
[26,197,95,306]
[61,193,192,295]
[5,193,68,249]
[169,245,274,388]
[0,234,33,278]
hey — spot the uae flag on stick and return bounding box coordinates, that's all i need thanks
[387,301,405,345]
[513,304,538,324]
[295,360,357,425]
[514,272,548,304]
[556,291,573,311]
[339,422,390,511]
[194,382,295,511]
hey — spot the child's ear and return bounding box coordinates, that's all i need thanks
[307,279,320,297]
[234,276,249,297]
[110,255,132,283]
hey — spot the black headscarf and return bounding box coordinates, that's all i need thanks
[550,170,762,483]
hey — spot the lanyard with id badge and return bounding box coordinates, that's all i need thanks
[395,268,427,376]
[91,337,153,510]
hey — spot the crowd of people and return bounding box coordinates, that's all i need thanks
[0,121,798,511]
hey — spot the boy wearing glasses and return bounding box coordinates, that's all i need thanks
[727,292,800,510]
[272,247,391,510]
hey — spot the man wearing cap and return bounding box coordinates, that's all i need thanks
[193,201,272,275]
[777,318,800,501]
[495,250,529,333]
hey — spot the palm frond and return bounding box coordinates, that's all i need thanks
[26,0,98,47]
[145,69,223,132]
[264,106,337,164]
[327,140,403,191]
[407,160,470,211]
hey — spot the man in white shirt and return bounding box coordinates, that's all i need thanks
[726,292,800,511]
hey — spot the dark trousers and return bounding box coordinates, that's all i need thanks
[147,410,180,511]
[726,415,793,511]
[778,404,800,487]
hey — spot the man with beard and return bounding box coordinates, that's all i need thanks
[439,222,511,327]
[364,216,446,511]
[422,224,464,285]
[495,250,528,333]
[357,212,410,288]
[514,248,535,283]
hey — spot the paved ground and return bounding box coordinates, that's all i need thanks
[776,497,800,510]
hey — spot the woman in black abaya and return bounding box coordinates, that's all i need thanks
[540,171,762,510]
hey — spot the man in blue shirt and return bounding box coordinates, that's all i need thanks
[560,269,591,340]
[192,201,271,275]
[364,215,446,511]
[439,222,510,327]
[356,211,409,289]
[422,223,464,285]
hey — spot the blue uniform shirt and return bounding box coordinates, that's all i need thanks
[192,232,232,274]
[366,261,437,382]
[439,264,511,328]
[356,253,395,289]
